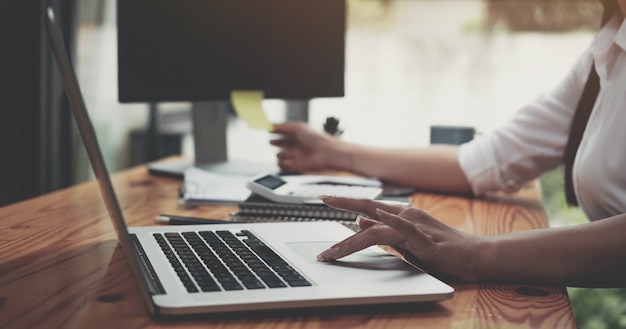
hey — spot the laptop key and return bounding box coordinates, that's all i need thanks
[241,278,265,289]
[260,275,287,288]
[221,281,244,291]
[286,280,313,287]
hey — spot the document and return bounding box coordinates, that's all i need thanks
[181,167,252,205]
[181,167,386,206]
[230,90,272,130]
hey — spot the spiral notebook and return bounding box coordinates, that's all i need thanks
[231,194,410,231]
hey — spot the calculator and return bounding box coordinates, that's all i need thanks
[246,173,384,204]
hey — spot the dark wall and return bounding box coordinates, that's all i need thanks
[0,0,76,206]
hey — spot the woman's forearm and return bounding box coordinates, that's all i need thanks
[482,213,626,287]
[330,142,472,194]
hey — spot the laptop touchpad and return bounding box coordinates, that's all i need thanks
[286,241,406,270]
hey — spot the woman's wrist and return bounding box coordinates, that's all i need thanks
[325,140,356,172]
[472,236,501,282]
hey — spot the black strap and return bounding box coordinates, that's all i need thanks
[562,4,617,206]
[563,64,600,206]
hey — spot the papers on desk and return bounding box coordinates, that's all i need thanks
[181,167,252,205]
[180,166,384,206]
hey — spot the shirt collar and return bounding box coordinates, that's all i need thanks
[615,15,626,51]
[589,14,625,78]
[590,14,622,52]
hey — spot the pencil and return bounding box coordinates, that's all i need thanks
[155,214,240,225]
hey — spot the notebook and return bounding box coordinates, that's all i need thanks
[231,194,410,231]
[45,6,453,317]
[237,194,359,219]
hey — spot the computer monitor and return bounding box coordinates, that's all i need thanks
[117,0,346,176]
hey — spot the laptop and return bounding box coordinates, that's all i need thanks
[44,6,453,317]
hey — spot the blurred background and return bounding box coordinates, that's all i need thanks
[2,1,624,327]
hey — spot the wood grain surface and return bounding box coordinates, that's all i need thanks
[0,163,575,329]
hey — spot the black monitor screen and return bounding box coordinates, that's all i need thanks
[117,0,346,103]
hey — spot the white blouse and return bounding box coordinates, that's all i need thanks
[459,14,626,221]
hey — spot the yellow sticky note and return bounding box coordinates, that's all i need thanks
[230,90,272,130]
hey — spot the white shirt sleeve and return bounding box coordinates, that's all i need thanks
[458,49,592,195]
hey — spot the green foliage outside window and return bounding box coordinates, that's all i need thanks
[540,168,626,329]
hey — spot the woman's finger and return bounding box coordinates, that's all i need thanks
[271,122,306,135]
[320,196,406,218]
[271,139,294,149]
[276,150,292,159]
[316,224,402,261]
[356,215,380,230]
[374,208,433,252]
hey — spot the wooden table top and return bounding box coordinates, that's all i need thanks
[0,163,575,328]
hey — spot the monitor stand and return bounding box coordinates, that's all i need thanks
[147,100,308,178]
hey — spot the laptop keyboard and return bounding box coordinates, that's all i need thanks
[153,229,312,293]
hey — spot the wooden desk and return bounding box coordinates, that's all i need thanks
[0,164,576,328]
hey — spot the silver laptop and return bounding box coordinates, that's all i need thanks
[45,6,453,317]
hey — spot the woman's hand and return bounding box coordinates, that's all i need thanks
[316,196,490,282]
[270,122,344,173]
